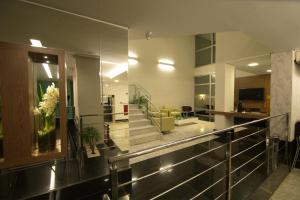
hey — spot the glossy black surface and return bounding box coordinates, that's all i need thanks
[0,124,290,200]
[117,126,284,200]
[0,142,122,200]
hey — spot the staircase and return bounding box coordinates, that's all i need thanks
[129,104,161,145]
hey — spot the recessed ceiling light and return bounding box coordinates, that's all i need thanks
[248,62,259,67]
[266,69,272,73]
[42,63,52,79]
[44,56,48,59]
[114,80,119,83]
[30,39,44,48]
[46,60,50,64]
[104,64,128,79]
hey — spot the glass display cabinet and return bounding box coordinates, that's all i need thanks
[0,42,67,169]
[29,52,62,156]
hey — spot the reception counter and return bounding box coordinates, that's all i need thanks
[208,110,269,119]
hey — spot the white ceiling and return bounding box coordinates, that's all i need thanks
[229,55,271,75]
[25,0,300,52]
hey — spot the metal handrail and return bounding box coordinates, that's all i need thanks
[130,85,162,130]
[108,112,289,200]
[109,113,288,163]
[80,112,128,118]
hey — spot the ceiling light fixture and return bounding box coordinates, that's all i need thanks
[46,60,50,64]
[44,56,48,59]
[158,59,175,72]
[128,51,138,58]
[30,39,44,48]
[128,57,138,65]
[104,64,128,79]
[42,63,53,79]
[266,69,272,73]
[248,62,259,67]
[101,60,119,65]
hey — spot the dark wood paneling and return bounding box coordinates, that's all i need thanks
[0,42,67,169]
[235,74,270,113]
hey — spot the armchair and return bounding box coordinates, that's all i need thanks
[152,116,175,133]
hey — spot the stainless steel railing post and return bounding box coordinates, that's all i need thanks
[110,163,118,200]
[266,119,270,176]
[226,130,233,200]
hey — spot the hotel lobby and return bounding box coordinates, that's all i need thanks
[0,1,300,200]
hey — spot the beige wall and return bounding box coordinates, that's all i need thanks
[75,55,104,142]
[216,31,270,63]
[129,36,195,108]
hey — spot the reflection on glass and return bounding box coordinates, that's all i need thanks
[0,93,3,160]
[29,52,61,155]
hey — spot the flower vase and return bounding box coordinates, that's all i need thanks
[37,116,56,153]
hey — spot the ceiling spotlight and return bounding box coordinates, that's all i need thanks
[46,60,50,64]
[266,69,272,73]
[145,31,153,40]
[30,39,44,48]
[44,55,48,59]
[248,62,259,67]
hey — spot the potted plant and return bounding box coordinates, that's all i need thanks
[138,95,148,108]
[33,83,59,153]
[82,127,100,154]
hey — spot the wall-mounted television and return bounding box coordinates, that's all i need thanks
[239,88,264,101]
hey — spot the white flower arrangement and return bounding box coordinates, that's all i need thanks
[34,83,59,136]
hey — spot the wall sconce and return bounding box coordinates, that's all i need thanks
[128,51,138,65]
[128,57,138,65]
[198,94,206,100]
[158,59,175,72]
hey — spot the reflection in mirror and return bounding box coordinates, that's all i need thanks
[29,52,61,155]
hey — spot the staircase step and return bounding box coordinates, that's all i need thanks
[129,108,144,114]
[129,125,158,136]
[129,113,147,121]
[130,132,161,145]
[129,104,139,109]
[129,119,151,128]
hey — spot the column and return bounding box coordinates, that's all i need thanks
[215,63,235,129]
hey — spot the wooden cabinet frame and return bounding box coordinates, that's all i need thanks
[0,42,67,169]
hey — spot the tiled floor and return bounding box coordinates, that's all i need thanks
[270,168,300,200]
[109,119,217,163]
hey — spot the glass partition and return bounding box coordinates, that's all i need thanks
[29,52,61,155]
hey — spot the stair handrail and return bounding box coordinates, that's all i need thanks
[130,84,163,132]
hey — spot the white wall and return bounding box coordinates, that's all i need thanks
[216,31,271,63]
[104,83,128,120]
[75,56,104,142]
[129,36,195,108]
